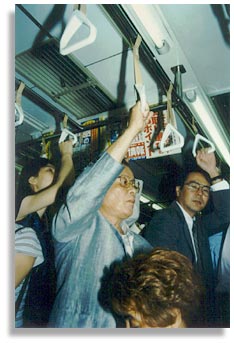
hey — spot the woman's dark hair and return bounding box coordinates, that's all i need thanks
[15,157,51,218]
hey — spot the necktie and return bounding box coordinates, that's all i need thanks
[192,220,202,271]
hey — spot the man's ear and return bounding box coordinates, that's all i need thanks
[176,186,181,198]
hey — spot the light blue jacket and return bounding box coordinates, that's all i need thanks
[49,152,152,328]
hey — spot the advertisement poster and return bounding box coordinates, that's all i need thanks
[126,111,182,160]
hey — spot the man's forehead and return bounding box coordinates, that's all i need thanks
[185,172,210,185]
[120,166,134,178]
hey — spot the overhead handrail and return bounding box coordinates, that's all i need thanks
[15,82,25,127]
[192,133,215,157]
[160,83,184,152]
[60,4,97,55]
[133,35,147,114]
[59,114,78,146]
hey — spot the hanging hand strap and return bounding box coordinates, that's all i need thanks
[15,82,25,127]
[133,35,147,114]
[160,83,184,152]
[60,4,97,55]
[59,114,78,146]
[192,133,215,157]
[167,83,174,126]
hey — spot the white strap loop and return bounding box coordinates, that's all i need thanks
[192,134,215,157]
[59,115,78,146]
[160,83,184,152]
[160,123,184,152]
[15,82,25,127]
[60,6,97,55]
[59,128,78,146]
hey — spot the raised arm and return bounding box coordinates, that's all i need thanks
[52,101,153,241]
[16,140,74,221]
[107,101,153,162]
[196,149,220,180]
[196,149,230,234]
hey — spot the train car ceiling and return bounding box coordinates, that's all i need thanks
[15,4,230,218]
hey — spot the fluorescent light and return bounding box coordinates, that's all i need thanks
[188,94,230,165]
[129,4,170,54]
[123,4,229,165]
[140,195,150,203]
[152,203,162,210]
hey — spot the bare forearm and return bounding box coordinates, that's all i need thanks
[16,154,74,220]
[107,126,138,163]
[107,101,152,162]
[196,149,221,180]
[56,153,74,187]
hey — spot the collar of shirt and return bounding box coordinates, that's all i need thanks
[121,222,134,257]
[176,201,197,260]
[176,201,194,230]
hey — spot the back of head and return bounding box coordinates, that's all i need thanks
[15,157,51,217]
[108,248,203,327]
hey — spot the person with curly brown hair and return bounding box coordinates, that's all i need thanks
[101,248,204,328]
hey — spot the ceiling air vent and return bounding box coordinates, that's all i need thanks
[15,39,117,120]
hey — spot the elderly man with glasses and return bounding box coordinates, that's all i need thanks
[142,149,230,327]
[48,102,153,328]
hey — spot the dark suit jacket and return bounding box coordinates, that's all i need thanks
[142,189,230,290]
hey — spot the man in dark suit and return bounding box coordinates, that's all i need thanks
[142,149,230,327]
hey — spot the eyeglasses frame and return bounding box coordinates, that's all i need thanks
[184,181,211,196]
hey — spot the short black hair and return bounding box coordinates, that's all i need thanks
[176,167,211,187]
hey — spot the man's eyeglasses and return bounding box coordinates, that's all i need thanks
[184,181,210,196]
[117,176,140,193]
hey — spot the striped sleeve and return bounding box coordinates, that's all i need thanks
[15,225,44,267]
